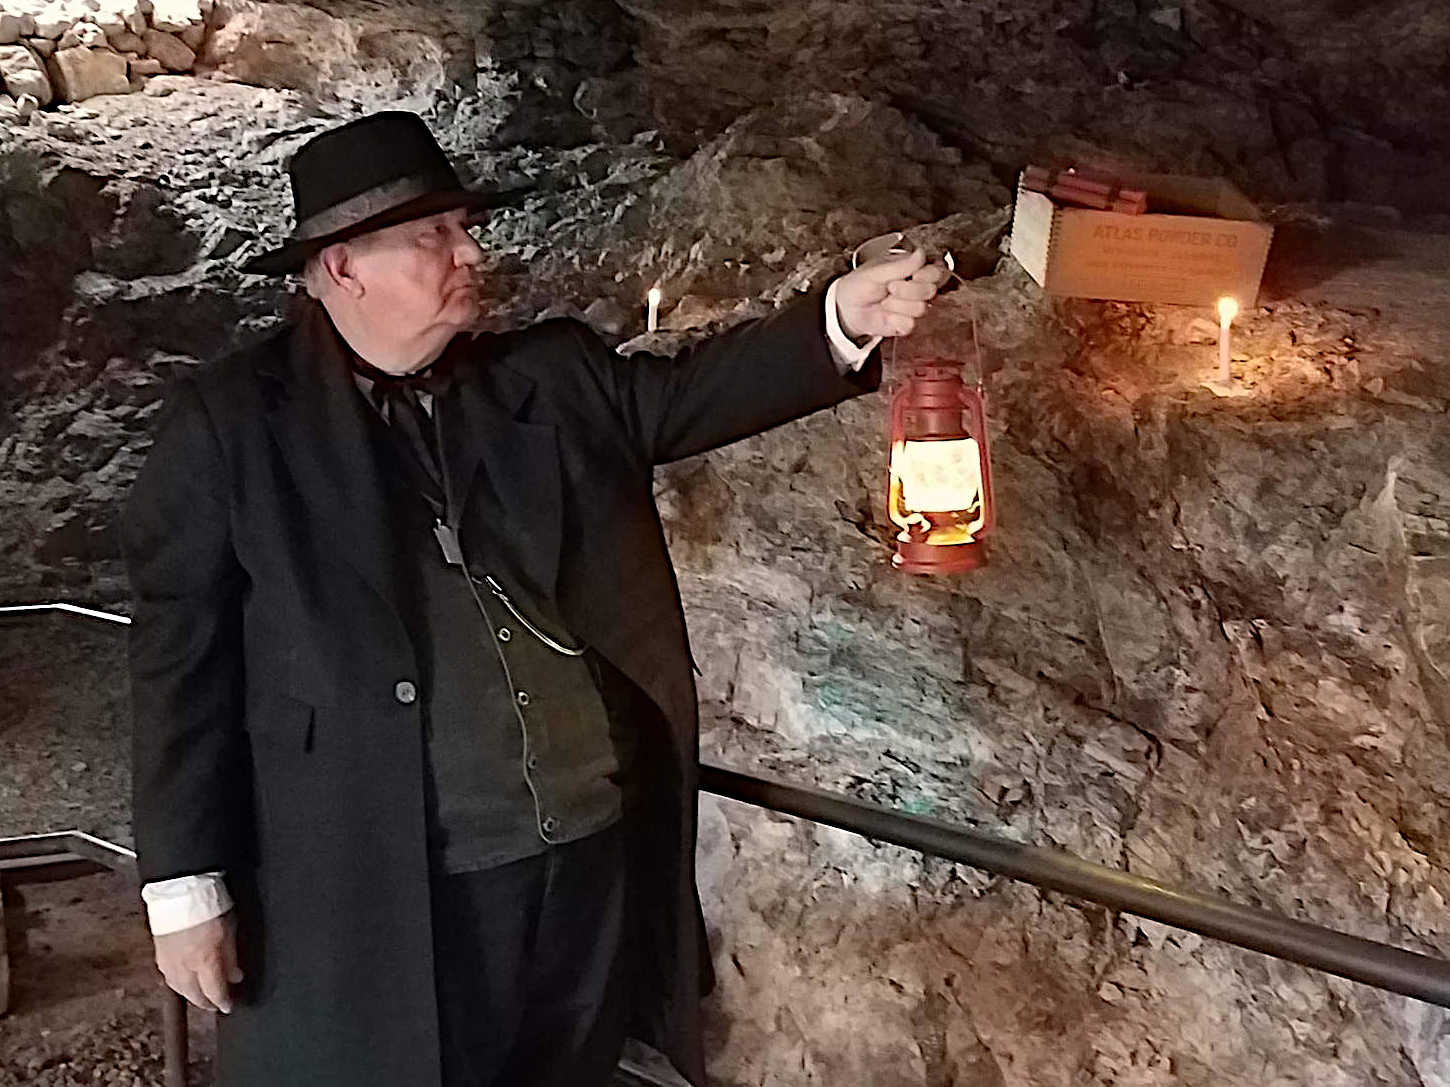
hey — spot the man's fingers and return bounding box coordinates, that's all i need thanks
[887,278,939,303]
[166,970,220,1014]
[882,296,929,320]
[196,959,235,1014]
[222,923,244,986]
[912,263,951,289]
[857,246,927,283]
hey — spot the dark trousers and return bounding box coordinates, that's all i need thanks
[430,823,630,1087]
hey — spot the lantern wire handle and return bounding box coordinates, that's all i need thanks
[969,302,985,391]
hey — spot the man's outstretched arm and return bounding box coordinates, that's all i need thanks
[122,377,250,1012]
[574,249,945,466]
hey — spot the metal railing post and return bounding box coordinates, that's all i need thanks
[162,988,189,1087]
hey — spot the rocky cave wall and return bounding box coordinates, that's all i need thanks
[3,1,1450,1085]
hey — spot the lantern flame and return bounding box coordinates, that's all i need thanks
[888,437,986,546]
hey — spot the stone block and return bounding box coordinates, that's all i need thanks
[15,91,39,119]
[177,20,203,49]
[125,10,146,34]
[33,4,72,39]
[0,13,23,45]
[107,27,145,52]
[48,44,132,100]
[128,54,161,75]
[92,8,126,36]
[149,0,202,33]
[26,36,56,58]
[0,92,18,122]
[0,42,53,104]
[142,27,192,70]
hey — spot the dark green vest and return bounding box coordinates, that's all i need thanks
[368,388,626,874]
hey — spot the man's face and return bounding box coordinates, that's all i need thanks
[345,207,485,339]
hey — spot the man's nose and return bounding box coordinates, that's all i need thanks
[453,228,484,267]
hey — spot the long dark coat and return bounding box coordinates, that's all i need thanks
[123,289,881,1087]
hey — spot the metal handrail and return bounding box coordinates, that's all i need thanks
[10,601,1450,1087]
[0,602,131,624]
[700,764,1450,1008]
[0,830,138,879]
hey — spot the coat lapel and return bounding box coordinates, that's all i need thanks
[440,334,564,608]
[261,304,404,618]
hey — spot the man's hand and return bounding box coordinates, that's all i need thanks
[154,910,243,1014]
[834,247,949,341]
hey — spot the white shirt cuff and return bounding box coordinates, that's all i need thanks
[824,278,882,373]
[141,872,233,935]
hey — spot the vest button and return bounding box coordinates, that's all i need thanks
[542,816,559,834]
[393,680,417,705]
[516,690,530,707]
[497,627,512,643]
[526,754,539,771]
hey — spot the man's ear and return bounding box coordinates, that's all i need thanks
[319,242,365,300]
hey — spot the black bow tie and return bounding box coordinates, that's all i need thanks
[348,352,456,509]
[350,352,457,411]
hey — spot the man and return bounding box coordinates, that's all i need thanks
[123,111,943,1087]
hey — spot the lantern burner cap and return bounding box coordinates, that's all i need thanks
[892,539,987,574]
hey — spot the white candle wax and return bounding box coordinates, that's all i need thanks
[1217,297,1239,382]
[647,287,662,332]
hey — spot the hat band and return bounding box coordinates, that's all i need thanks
[293,173,450,242]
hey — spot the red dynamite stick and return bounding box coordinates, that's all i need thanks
[1059,172,1116,197]
[1054,176,1119,201]
[1021,167,1053,193]
[1048,183,1112,209]
[1067,165,1123,187]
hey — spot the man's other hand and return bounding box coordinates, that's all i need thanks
[154,910,243,1014]
[834,247,949,341]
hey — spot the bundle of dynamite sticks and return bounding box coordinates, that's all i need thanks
[1021,165,1149,215]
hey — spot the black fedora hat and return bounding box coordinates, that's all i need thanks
[242,111,516,276]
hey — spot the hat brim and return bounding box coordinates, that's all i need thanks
[240,188,507,276]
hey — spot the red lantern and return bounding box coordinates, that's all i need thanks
[886,357,994,574]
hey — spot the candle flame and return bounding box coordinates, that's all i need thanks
[648,287,662,305]
[1217,296,1239,323]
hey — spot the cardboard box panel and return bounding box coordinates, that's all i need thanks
[1009,171,1274,307]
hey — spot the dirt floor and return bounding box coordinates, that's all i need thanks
[0,619,132,846]
[0,870,214,1087]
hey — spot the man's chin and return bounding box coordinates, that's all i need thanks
[441,292,482,325]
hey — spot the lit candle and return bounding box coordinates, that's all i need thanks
[1217,297,1239,382]
[647,287,662,332]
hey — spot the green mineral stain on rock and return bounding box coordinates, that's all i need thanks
[901,794,936,816]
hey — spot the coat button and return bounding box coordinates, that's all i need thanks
[497,627,512,643]
[516,690,530,707]
[394,680,417,705]
[526,754,539,771]
[542,816,559,834]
